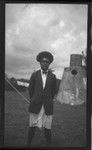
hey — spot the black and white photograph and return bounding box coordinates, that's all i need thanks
[91,2,92,150]
[4,3,88,148]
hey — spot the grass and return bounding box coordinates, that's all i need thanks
[4,90,86,148]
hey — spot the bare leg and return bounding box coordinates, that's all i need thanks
[27,127,36,147]
[44,128,51,147]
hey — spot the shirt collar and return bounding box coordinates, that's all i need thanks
[41,69,48,75]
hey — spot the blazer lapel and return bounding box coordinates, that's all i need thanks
[38,70,51,90]
[44,71,51,90]
[38,70,43,90]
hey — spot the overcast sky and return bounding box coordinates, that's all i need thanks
[5,4,88,79]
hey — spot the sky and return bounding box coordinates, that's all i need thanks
[5,4,88,79]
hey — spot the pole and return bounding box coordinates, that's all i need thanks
[5,78,30,104]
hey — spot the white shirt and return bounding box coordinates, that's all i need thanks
[41,69,48,89]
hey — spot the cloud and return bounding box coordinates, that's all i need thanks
[5,4,87,79]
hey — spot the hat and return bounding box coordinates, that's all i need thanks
[36,51,54,63]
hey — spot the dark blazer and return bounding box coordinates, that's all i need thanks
[28,69,57,115]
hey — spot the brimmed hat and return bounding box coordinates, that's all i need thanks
[36,51,54,63]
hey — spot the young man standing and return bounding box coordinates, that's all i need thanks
[27,51,57,147]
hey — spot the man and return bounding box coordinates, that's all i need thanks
[27,51,57,147]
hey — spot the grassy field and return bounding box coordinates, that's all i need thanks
[4,90,86,148]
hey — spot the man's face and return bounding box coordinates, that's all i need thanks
[40,57,50,71]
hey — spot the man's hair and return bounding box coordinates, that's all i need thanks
[36,51,54,64]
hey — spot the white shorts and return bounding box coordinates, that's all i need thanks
[29,106,53,129]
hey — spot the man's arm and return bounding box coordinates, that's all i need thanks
[52,74,58,99]
[28,72,35,100]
